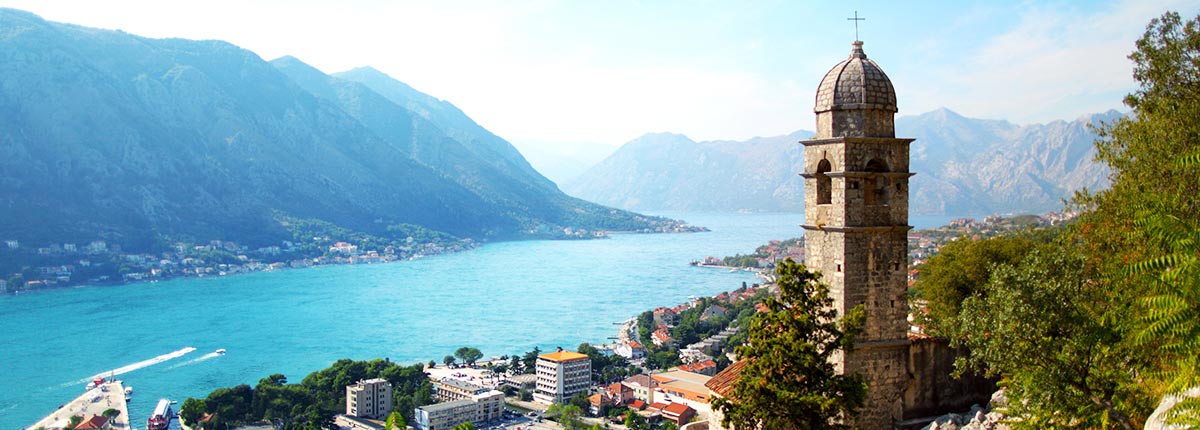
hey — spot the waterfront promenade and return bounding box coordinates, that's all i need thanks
[29,381,129,430]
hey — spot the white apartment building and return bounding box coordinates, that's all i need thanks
[533,349,592,405]
[346,378,393,419]
[434,378,486,402]
[415,390,504,430]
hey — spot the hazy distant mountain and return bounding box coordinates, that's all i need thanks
[0,8,668,251]
[901,108,1116,215]
[509,139,616,186]
[563,131,815,212]
[272,58,645,230]
[565,108,1116,216]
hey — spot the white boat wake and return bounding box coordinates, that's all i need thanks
[70,346,197,385]
[167,351,222,369]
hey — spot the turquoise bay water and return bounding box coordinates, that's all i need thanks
[0,212,957,428]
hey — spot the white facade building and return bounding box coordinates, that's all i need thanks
[533,349,592,405]
[415,390,504,430]
[346,378,393,419]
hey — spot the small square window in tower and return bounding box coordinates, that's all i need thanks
[864,159,888,206]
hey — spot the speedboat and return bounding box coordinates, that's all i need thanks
[215,348,226,355]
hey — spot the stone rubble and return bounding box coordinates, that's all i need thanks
[921,390,1010,430]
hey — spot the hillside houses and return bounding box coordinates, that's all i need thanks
[1,233,473,293]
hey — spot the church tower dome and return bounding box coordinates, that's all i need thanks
[801,38,915,429]
[812,41,898,138]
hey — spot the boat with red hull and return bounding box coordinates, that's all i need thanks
[147,398,172,430]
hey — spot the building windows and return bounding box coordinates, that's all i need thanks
[816,159,833,204]
[864,158,888,206]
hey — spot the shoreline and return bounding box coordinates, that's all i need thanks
[1,227,710,297]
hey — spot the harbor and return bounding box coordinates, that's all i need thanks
[29,380,130,430]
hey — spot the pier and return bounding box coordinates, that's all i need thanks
[29,381,130,430]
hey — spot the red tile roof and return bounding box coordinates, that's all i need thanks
[647,402,668,411]
[628,399,647,410]
[663,402,694,416]
[705,360,747,397]
[677,360,717,373]
[623,374,659,388]
[74,415,108,430]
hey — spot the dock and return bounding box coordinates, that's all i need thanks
[29,381,130,430]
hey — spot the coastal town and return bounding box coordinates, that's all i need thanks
[0,220,705,294]
[23,210,1075,430]
[30,279,769,430]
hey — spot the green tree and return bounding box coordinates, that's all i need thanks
[521,346,541,374]
[455,347,484,367]
[101,408,120,419]
[386,411,406,430]
[913,235,1037,335]
[547,403,584,430]
[562,404,585,429]
[179,398,207,428]
[711,258,866,430]
[956,248,1150,430]
[1083,11,1200,427]
[644,349,679,370]
[205,384,254,429]
[450,422,475,430]
[509,354,522,373]
[1134,211,1200,427]
[68,415,83,430]
[636,311,654,344]
[568,392,591,413]
[624,412,648,430]
[443,355,456,367]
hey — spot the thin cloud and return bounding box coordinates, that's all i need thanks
[906,0,1195,123]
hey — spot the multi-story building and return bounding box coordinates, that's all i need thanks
[621,374,659,404]
[415,390,504,430]
[434,378,486,402]
[533,349,592,405]
[345,378,393,419]
[651,370,713,403]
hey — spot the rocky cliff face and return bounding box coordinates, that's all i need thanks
[902,108,1116,216]
[565,108,1116,216]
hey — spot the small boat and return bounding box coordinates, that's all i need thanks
[124,386,133,401]
[729,268,738,273]
[215,348,226,355]
[85,377,105,391]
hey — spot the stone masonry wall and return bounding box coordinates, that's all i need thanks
[846,344,910,429]
[904,339,996,420]
[817,110,896,139]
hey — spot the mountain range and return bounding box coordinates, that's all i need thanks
[0,8,667,252]
[563,108,1117,216]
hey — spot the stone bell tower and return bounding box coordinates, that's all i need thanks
[801,40,913,429]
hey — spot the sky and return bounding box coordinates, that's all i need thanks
[2,0,1197,147]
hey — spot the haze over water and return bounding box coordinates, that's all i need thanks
[0,212,959,429]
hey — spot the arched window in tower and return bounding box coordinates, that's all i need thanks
[816,159,832,205]
[864,158,888,206]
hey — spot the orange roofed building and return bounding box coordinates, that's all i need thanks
[74,415,110,430]
[533,349,592,405]
[700,360,747,430]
